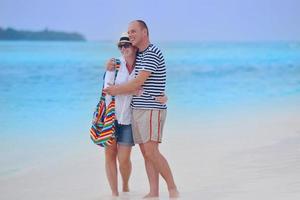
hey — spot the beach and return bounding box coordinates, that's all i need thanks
[1,96,300,200]
[1,41,300,199]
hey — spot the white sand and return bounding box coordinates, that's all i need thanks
[1,100,300,200]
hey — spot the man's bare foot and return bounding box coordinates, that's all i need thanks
[169,188,179,198]
[143,192,159,199]
[122,184,129,192]
[111,191,119,197]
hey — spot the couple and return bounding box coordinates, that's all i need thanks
[102,20,179,198]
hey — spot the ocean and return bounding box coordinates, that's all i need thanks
[0,41,300,176]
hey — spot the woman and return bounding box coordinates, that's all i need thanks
[103,33,167,196]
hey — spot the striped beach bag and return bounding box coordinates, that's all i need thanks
[90,59,121,147]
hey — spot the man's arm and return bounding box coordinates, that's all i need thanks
[104,70,151,95]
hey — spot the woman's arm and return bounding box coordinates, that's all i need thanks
[155,93,168,104]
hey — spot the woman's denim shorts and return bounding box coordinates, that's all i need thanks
[115,121,135,146]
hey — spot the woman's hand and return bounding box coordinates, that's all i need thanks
[106,58,116,71]
[155,93,168,104]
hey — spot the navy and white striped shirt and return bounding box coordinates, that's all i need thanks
[131,44,167,110]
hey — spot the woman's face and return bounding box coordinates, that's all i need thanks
[118,42,136,57]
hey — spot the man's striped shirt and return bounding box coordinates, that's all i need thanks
[131,44,167,110]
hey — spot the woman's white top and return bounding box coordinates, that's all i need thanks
[104,57,135,125]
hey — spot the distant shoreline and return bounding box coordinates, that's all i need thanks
[0,27,86,41]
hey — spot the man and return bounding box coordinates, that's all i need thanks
[104,20,179,198]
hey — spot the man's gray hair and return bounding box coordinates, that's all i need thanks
[136,20,149,36]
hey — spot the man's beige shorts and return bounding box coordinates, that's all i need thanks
[132,109,167,144]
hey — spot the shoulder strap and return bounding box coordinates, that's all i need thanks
[99,72,106,101]
[113,58,121,83]
[111,58,121,100]
[99,58,121,100]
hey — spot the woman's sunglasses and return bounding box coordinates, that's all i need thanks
[118,43,132,49]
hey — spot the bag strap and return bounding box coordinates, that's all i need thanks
[111,59,121,100]
[100,58,121,100]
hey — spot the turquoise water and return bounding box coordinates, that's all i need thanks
[1,41,300,137]
[0,41,300,165]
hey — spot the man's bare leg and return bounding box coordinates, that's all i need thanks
[143,141,179,198]
[140,143,159,198]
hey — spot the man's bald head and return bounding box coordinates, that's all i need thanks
[130,20,149,36]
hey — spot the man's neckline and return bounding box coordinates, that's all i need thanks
[138,44,152,53]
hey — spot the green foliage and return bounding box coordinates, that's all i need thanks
[0,27,86,41]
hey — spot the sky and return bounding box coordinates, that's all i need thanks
[1,0,300,41]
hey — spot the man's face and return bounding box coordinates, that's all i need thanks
[128,22,144,47]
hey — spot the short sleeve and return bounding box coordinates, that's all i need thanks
[141,52,159,73]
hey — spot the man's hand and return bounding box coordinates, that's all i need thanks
[133,87,144,96]
[106,58,116,71]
